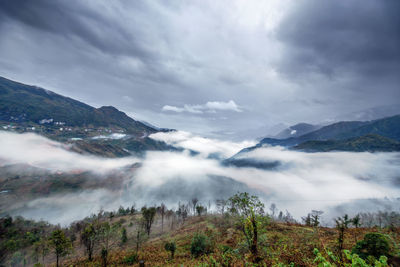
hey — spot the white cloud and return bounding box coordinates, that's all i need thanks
[2,131,400,226]
[145,132,400,221]
[162,100,242,114]
[92,133,127,140]
[150,130,255,158]
[162,105,185,113]
[205,100,242,112]
[0,131,139,173]
[132,138,400,223]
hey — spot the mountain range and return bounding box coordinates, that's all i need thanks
[1,76,400,154]
[273,123,322,139]
[0,76,176,157]
[1,76,399,221]
[0,76,155,135]
[294,134,400,152]
[239,115,400,153]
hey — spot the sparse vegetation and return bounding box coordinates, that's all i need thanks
[1,193,400,266]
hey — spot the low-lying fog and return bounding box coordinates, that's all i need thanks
[0,131,399,226]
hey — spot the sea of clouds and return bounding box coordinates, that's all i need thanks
[0,130,399,225]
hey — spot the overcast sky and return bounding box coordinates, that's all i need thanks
[0,0,399,139]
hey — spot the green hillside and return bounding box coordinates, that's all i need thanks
[255,115,400,152]
[336,115,400,141]
[0,76,155,136]
[294,134,400,152]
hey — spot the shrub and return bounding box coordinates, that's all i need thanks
[352,233,390,260]
[164,241,176,259]
[10,252,24,267]
[2,216,12,227]
[191,233,213,258]
[121,227,127,244]
[313,248,389,267]
[25,231,39,245]
[219,245,235,266]
[5,239,18,251]
[122,252,138,264]
[196,205,206,216]
[117,218,126,225]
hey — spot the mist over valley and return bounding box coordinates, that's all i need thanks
[1,1,399,265]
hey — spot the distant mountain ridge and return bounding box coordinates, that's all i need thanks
[0,76,179,157]
[0,76,155,136]
[294,134,400,152]
[238,115,400,153]
[259,120,370,147]
[273,123,321,139]
[260,115,400,147]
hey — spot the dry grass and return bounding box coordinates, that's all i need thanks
[60,215,400,267]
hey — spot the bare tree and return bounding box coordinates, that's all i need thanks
[283,210,296,224]
[216,199,227,214]
[158,203,166,232]
[141,206,156,236]
[302,213,312,226]
[311,210,324,227]
[97,222,117,267]
[177,203,189,224]
[33,237,49,266]
[360,212,374,227]
[352,214,361,228]
[196,205,206,216]
[191,198,199,216]
[170,212,177,230]
[165,210,175,230]
[269,203,277,218]
[80,223,96,261]
[133,218,147,253]
[335,214,352,260]
[377,211,384,228]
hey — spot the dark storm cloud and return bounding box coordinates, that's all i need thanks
[0,0,151,59]
[0,0,187,90]
[0,0,399,138]
[277,0,400,78]
[0,0,268,136]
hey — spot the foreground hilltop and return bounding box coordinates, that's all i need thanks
[1,193,400,266]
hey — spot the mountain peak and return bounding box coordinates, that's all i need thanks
[0,76,158,135]
[98,106,119,112]
[274,122,321,139]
